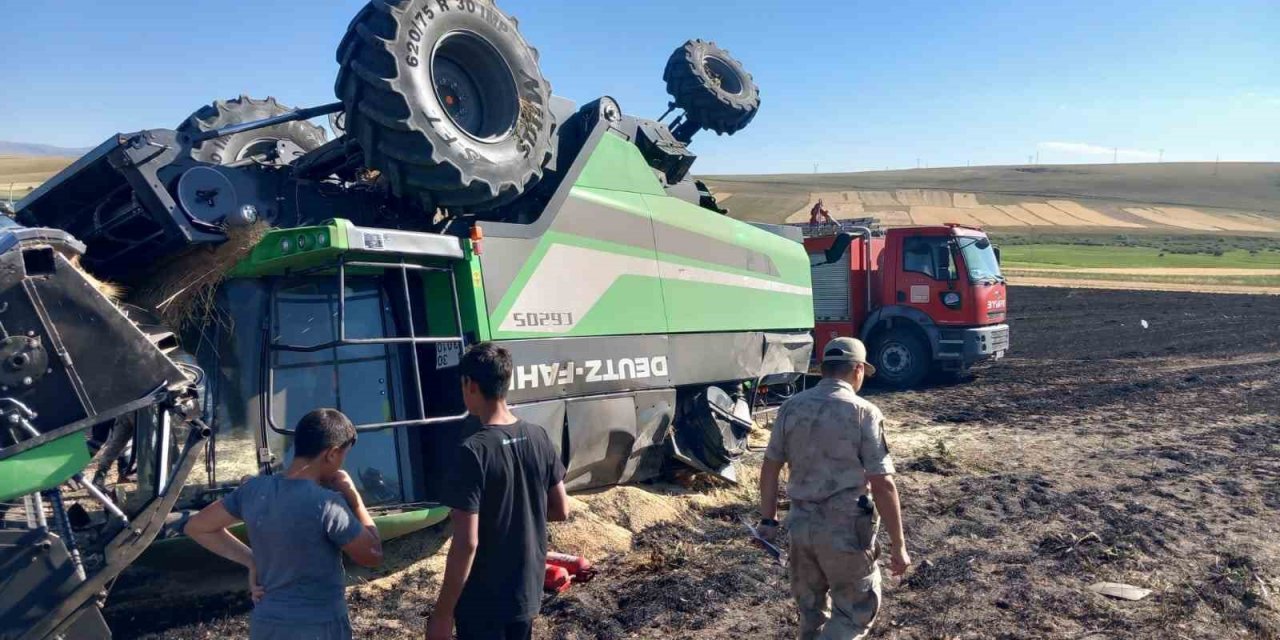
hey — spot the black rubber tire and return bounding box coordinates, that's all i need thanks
[335,0,557,210]
[871,329,931,389]
[176,96,328,166]
[676,386,750,470]
[663,39,760,136]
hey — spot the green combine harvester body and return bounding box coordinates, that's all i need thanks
[482,133,812,341]
[0,2,809,635]
[185,122,811,509]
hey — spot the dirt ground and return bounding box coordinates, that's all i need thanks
[106,286,1280,639]
[1009,276,1280,296]
[1010,268,1280,276]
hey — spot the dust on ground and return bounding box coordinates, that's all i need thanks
[109,287,1280,639]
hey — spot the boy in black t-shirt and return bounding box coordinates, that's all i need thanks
[428,343,569,640]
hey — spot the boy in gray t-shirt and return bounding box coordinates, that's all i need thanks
[186,409,383,640]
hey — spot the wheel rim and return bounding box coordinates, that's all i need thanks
[236,138,282,162]
[431,31,519,142]
[703,56,744,95]
[881,342,913,377]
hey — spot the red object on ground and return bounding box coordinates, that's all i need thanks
[546,552,596,583]
[544,564,571,594]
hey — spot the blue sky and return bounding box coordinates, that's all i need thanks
[2,0,1276,174]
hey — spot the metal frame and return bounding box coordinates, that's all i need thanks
[790,218,882,238]
[187,101,343,144]
[264,253,468,435]
[21,420,211,640]
[0,386,170,461]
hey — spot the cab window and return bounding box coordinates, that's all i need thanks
[267,276,406,505]
[902,236,957,281]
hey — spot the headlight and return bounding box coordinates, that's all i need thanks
[942,292,962,308]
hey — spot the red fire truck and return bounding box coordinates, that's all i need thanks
[803,219,1010,388]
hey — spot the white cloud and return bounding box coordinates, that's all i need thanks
[1037,141,1160,162]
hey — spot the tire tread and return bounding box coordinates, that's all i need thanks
[663,39,760,135]
[335,0,556,209]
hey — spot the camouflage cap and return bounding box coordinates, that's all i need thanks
[822,337,876,377]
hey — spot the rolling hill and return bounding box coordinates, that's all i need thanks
[5,151,1279,236]
[0,141,93,157]
[704,162,1280,234]
[0,155,78,200]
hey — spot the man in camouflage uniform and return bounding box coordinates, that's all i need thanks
[758,337,910,640]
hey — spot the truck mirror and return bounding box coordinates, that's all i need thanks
[993,245,1001,264]
[935,246,956,280]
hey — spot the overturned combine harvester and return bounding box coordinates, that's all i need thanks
[0,1,813,637]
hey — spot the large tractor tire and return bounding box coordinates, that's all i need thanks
[177,95,328,166]
[871,329,931,389]
[663,39,760,135]
[335,0,557,210]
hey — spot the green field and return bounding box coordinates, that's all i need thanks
[993,231,1280,254]
[1006,269,1280,287]
[1002,244,1280,269]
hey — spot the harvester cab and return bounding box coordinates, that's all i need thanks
[2,2,805,637]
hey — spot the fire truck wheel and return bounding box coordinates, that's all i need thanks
[872,329,930,389]
[663,39,760,136]
[176,96,328,167]
[335,0,557,210]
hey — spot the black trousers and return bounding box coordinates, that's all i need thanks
[455,617,534,640]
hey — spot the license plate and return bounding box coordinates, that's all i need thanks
[993,350,1005,361]
[436,342,462,369]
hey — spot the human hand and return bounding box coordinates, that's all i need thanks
[889,543,911,576]
[425,613,453,640]
[322,470,357,495]
[248,566,265,604]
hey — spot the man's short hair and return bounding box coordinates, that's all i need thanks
[820,360,857,378]
[460,342,513,400]
[294,408,356,459]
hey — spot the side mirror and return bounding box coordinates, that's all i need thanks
[993,245,1002,265]
[935,246,956,280]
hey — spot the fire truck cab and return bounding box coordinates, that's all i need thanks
[804,220,1010,388]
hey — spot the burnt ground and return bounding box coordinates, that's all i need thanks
[108,286,1280,639]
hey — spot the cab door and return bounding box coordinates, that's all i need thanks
[892,233,969,325]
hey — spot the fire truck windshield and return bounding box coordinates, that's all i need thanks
[958,236,1004,283]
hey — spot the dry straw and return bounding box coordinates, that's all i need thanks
[132,222,271,329]
[69,255,122,301]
